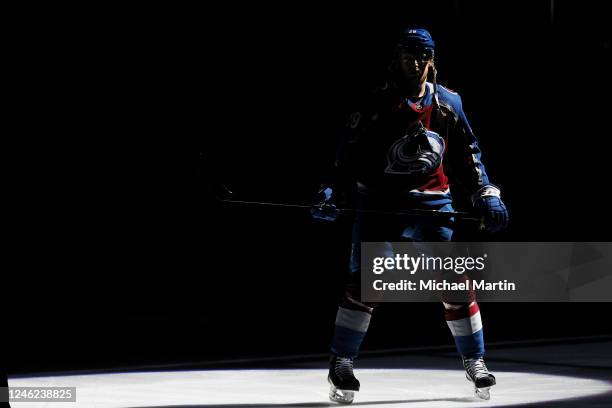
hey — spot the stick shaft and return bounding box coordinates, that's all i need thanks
[216,197,481,221]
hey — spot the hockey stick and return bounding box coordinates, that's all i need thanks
[199,151,481,222]
[215,194,482,222]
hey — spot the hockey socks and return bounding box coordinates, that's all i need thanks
[444,301,485,358]
[330,306,372,358]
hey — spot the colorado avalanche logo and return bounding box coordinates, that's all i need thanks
[385,127,445,176]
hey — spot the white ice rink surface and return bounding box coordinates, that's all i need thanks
[9,368,612,408]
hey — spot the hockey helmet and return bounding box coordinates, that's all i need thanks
[397,28,435,58]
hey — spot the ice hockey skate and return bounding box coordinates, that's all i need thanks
[463,356,496,400]
[328,356,360,404]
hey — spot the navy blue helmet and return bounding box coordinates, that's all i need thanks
[397,28,435,57]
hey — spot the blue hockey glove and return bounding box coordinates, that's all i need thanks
[472,185,509,233]
[311,186,340,222]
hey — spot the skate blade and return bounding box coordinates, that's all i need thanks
[474,386,491,400]
[329,386,355,404]
[328,379,356,405]
[465,373,492,400]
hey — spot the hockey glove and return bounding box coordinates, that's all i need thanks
[472,185,509,233]
[311,186,340,222]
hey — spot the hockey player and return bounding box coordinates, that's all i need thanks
[313,28,508,403]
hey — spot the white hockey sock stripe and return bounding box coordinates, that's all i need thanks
[335,307,371,333]
[446,311,483,336]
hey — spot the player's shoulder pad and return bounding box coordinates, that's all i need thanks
[370,80,396,98]
[350,80,394,113]
[435,84,464,113]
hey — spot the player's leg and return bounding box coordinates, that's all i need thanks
[328,285,373,404]
[330,221,382,359]
[328,215,392,404]
[421,203,496,399]
[444,301,496,399]
[402,203,495,398]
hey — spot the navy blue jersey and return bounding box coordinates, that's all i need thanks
[335,81,490,207]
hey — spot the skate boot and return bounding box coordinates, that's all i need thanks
[328,355,360,404]
[463,356,496,400]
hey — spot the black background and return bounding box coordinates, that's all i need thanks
[5,1,612,374]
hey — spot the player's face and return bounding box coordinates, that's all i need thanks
[398,49,432,84]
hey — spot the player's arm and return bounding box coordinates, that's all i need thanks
[445,94,509,232]
[312,92,377,221]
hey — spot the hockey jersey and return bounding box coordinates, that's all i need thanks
[335,81,490,207]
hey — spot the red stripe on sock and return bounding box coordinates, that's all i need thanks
[444,302,480,321]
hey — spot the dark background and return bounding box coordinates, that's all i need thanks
[6,1,612,375]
